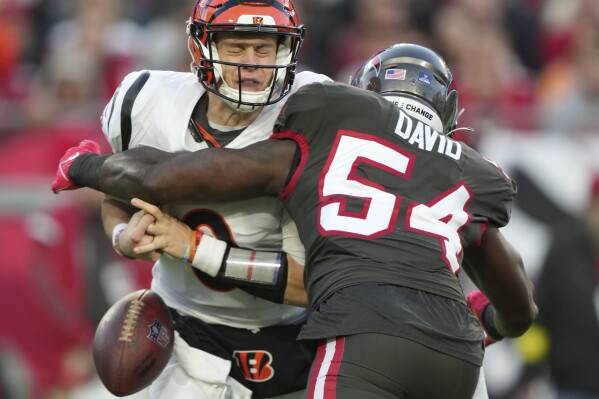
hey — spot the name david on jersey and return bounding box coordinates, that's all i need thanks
[393,110,462,161]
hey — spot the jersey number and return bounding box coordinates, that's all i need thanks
[318,131,471,272]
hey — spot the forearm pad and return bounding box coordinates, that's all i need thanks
[218,247,289,304]
[189,232,289,303]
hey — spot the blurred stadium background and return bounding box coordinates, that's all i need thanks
[1,0,599,398]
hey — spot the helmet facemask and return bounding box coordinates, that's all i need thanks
[188,19,304,112]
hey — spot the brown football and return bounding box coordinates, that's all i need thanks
[93,289,174,396]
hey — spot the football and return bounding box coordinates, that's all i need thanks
[93,289,175,396]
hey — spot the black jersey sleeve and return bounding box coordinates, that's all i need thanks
[272,83,331,198]
[273,82,329,136]
[462,148,517,228]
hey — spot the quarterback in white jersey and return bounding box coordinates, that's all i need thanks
[102,69,327,328]
[97,1,330,398]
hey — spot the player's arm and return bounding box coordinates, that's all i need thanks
[102,198,160,261]
[67,140,295,204]
[283,255,307,307]
[131,198,306,306]
[278,208,308,307]
[461,225,538,340]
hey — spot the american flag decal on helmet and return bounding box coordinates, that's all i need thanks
[147,320,171,349]
[385,69,406,80]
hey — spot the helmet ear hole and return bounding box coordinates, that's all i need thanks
[442,89,459,135]
[366,77,382,93]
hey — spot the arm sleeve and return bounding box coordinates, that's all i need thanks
[281,208,305,265]
[273,83,329,136]
[464,150,517,227]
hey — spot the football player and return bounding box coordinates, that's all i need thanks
[54,43,537,398]
[58,0,331,398]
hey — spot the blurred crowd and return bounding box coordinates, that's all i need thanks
[1,0,599,398]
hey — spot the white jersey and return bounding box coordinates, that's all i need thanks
[101,70,331,329]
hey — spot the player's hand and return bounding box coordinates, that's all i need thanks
[51,140,101,194]
[130,198,191,260]
[467,290,502,347]
[116,209,161,262]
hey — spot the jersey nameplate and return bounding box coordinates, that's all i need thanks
[394,110,462,160]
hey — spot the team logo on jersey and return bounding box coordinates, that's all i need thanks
[147,320,171,349]
[233,350,275,382]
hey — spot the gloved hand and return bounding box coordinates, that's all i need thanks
[467,290,503,347]
[51,140,101,194]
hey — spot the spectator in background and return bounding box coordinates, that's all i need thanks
[138,4,190,72]
[0,4,34,136]
[326,0,429,82]
[431,0,536,147]
[0,343,31,399]
[536,0,599,133]
[535,0,579,66]
[0,2,154,397]
[530,173,599,398]
[44,0,146,98]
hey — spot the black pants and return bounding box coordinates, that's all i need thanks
[305,333,480,399]
[170,309,315,398]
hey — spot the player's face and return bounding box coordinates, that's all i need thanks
[215,32,279,93]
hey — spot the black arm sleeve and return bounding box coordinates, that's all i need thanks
[69,153,110,190]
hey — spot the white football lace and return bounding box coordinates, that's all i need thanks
[119,299,144,343]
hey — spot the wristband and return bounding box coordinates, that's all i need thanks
[182,229,199,263]
[182,243,191,263]
[482,304,504,341]
[112,223,134,259]
[191,231,228,276]
[188,229,199,262]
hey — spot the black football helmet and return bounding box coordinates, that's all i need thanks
[351,43,459,135]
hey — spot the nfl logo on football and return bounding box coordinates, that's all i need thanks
[147,320,171,349]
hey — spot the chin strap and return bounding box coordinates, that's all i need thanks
[447,126,475,137]
[446,108,475,137]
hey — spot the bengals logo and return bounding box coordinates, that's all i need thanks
[233,350,274,382]
[253,16,264,25]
